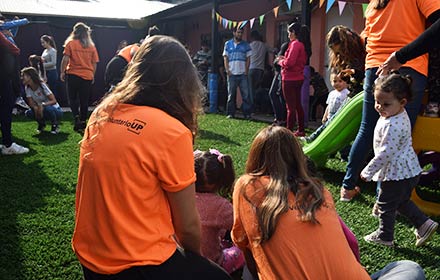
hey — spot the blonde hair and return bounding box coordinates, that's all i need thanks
[83,35,203,145]
[64,22,94,48]
[243,125,324,242]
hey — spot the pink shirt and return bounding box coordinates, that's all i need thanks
[279,40,306,81]
[195,192,233,264]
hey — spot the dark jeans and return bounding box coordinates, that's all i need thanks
[82,248,231,280]
[282,79,304,132]
[248,68,264,108]
[342,67,426,190]
[377,176,427,241]
[66,74,92,122]
[0,79,14,146]
[268,73,286,122]
[309,94,327,121]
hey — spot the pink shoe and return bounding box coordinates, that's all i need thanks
[340,186,360,202]
[293,130,305,137]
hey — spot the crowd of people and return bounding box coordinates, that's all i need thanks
[1,0,440,278]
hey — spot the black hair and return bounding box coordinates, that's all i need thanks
[148,26,160,36]
[375,72,413,102]
[194,150,235,196]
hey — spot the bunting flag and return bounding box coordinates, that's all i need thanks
[319,0,325,8]
[286,0,292,10]
[240,20,248,29]
[326,0,335,13]
[362,3,369,17]
[273,6,279,18]
[337,1,346,15]
[259,14,265,25]
[232,21,237,28]
[228,21,232,29]
[222,18,228,29]
[250,17,255,28]
[216,13,220,21]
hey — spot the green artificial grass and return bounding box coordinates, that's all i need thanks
[1,113,439,279]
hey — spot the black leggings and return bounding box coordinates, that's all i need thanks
[82,248,231,280]
[66,74,92,122]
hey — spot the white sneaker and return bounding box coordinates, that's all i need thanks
[415,219,438,247]
[1,143,30,155]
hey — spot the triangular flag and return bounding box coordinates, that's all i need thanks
[250,18,255,28]
[338,1,346,15]
[286,0,292,10]
[238,21,243,29]
[240,20,248,29]
[309,0,313,3]
[259,14,265,25]
[326,0,336,13]
[362,3,369,17]
[228,21,232,29]
[273,6,280,18]
[222,18,228,29]
[216,13,220,21]
[232,21,237,28]
[319,0,325,8]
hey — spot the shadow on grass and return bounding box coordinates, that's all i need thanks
[0,136,75,278]
[198,129,241,146]
[32,132,69,145]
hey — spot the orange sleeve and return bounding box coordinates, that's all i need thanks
[157,130,196,192]
[64,41,72,56]
[417,0,440,18]
[231,177,249,249]
[93,47,100,63]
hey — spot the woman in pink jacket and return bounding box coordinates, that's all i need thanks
[276,22,307,136]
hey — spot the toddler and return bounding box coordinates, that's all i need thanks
[361,73,438,247]
[194,149,244,275]
[21,67,63,134]
[303,72,349,143]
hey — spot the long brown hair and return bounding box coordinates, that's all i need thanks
[84,35,203,143]
[243,125,324,242]
[64,22,94,48]
[326,25,365,74]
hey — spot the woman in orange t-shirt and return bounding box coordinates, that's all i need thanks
[232,125,425,280]
[72,36,230,280]
[60,22,99,133]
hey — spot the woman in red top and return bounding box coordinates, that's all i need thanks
[276,22,307,136]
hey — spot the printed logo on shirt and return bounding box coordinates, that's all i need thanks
[107,117,146,135]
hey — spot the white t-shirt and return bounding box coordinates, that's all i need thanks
[326,88,349,119]
[25,83,60,108]
[42,47,57,71]
[361,110,422,182]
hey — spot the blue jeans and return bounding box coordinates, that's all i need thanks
[25,105,63,125]
[371,260,425,280]
[226,74,252,117]
[342,67,426,190]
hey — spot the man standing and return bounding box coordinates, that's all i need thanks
[192,40,211,88]
[248,30,267,111]
[223,28,252,119]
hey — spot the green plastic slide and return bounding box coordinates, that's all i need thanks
[303,92,364,167]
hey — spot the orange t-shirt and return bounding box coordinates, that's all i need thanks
[72,104,196,274]
[64,39,99,80]
[232,176,370,280]
[118,44,140,63]
[362,0,440,76]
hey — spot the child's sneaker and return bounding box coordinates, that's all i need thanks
[372,202,380,218]
[1,143,29,155]
[415,219,438,247]
[340,186,360,202]
[364,230,394,247]
[51,124,60,134]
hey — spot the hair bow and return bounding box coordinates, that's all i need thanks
[209,148,224,163]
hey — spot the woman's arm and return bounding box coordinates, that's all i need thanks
[166,183,201,254]
[59,55,69,82]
